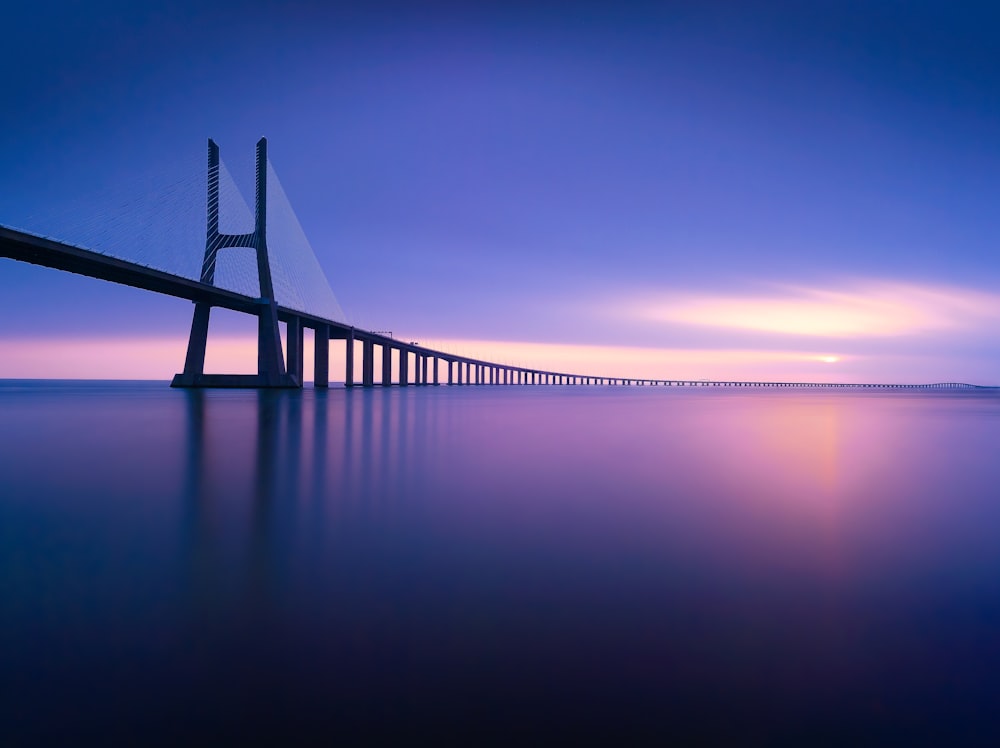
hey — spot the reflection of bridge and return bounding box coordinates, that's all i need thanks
[0,138,992,391]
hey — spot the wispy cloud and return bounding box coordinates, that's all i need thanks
[625,281,1000,338]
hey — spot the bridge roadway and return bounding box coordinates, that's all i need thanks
[1,225,991,391]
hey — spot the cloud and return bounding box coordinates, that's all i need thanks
[626,280,1000,338]
[419,338,871,382]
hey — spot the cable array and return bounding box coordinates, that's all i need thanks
[266,160,348,323]
[4,144,349,324]
[8,153,207,280]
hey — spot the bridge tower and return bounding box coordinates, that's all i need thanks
[171,138,298,388]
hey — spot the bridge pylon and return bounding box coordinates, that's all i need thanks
[171,138,299,388]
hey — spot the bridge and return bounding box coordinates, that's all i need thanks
[0,138,990,392]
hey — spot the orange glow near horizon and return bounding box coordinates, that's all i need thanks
[0,333,987,384]
[0,337,257,380]
[627,281,1000,338]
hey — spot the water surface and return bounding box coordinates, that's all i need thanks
[2,382,1000,744]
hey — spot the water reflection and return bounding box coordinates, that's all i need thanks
[4,383,1000,742]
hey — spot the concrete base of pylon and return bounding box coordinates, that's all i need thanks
[170,373,301,388]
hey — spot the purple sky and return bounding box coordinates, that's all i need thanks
[2,1,1000,383]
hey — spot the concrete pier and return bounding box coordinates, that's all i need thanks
[315,323,329,388]
[382,344,392,387]
[342,328,352,387]
[363,339,374,386]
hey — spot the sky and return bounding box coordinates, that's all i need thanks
[2,0,1000,383]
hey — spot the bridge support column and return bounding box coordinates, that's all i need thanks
[448,361,453,385]
[314,324,329,388]
[287,316,304,385]
[343,328,353,387]
[434,358,439,385]
[382,344,392,386]
[422,355,429,385]
[180,302,212,379]
[254,302,288,387]
[400,350,409,386]
[363,339,374,386]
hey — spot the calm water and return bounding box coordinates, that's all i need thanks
[3,381,1000,744]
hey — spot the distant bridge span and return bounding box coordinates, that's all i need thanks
[1,138,994,392]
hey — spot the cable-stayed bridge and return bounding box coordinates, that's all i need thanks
[0,138,990,391]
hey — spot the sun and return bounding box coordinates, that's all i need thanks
[819,355,839,364]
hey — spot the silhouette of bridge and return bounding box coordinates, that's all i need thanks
[0,138,990,391]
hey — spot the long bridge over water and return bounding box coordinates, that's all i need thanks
[0,138,989,392]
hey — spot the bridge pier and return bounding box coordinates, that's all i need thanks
[382,344,392,386]
[314,323,329,388]
[287,316,303,385]
[343,328,353,387]
[400,349,409,386]
[179,302,211,380]
[363,339,374,386]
